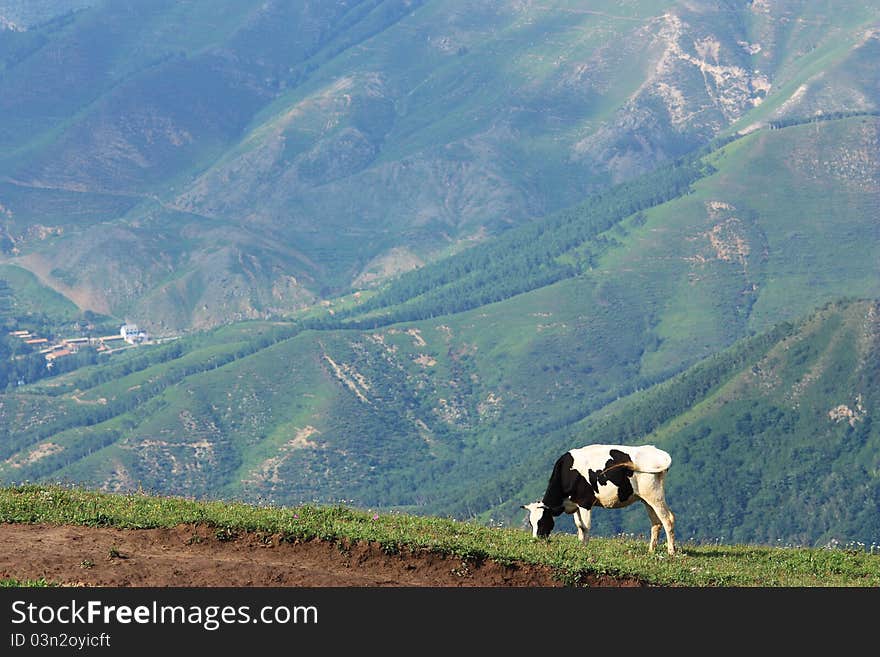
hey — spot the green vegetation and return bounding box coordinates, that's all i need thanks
[0,577,56,588]
[2,1,877,328]
[0,320,302,477]
[335,142,724,326]
[2,485,878,586]
[1,3,879,552]
[491,299,880,548]
[2,116,879,546]
[0,265,119,389]
[0,265,80,321]
[3,120,880,540]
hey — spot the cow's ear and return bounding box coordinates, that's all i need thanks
[520,505,527,509]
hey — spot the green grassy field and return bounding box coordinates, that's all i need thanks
[1,485,877,587]
[0,264,81,322]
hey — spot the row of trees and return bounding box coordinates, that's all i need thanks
[0,322,304,479]
[767,109,880,131]
[334,144,721,328]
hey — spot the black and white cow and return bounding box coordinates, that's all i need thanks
[521,444,676,554]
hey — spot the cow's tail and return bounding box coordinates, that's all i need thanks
[599,461,669,476]
[601,446,672,475]
[598,460,633,476]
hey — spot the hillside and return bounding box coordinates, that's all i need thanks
[0,3,878,550]
[1,116,879,546]
[498,298,880,547]
[2,485,878,586]
[1,250,878,546]
[0,0,878,330]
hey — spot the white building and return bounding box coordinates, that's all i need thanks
[120,323,147,344]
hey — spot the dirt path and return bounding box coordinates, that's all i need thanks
[0,523,643,587]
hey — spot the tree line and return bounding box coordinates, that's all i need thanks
[332,141,726,329]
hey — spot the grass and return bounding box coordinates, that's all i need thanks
[1,485,878,587]
[0,264,81,322]
[1,577,56,587]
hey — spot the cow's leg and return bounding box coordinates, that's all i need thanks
[642,497,676,555]
[642,500,662,553]
[572,506,592,544]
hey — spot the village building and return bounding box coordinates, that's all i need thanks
[120,323,148,344]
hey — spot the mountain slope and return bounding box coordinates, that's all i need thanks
[1,113,878,545]
[1,0,877,329]
[511,298,880,548]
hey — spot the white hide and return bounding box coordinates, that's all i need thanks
[569,444,672,510]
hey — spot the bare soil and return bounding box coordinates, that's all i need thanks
[0,523,645,587]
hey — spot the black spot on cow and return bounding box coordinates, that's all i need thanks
[599,449,634,502]
[541,452,597,513]
[587,468,599,494]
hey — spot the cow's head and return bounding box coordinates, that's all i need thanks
[521,502,555,538]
